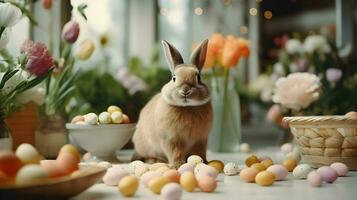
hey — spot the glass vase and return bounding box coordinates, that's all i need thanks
[208,74,242,152]
[0,109,12,150]
[35,115,68,158]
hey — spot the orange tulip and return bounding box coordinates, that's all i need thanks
[203,33,225,68]
[221,36,250,68]
[237,38,250,58]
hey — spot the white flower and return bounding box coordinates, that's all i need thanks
[0,2,22,27]
[303,35,331,54]
[273,62,285,76]
[248,74,273,98]
[17,86,45,105]
[0,27,10,49]
[285,39,303,54]
[272,72,321,111]
[116,68,148,95]
[0,69,27,95]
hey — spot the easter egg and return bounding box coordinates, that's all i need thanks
[293,164,312,179]
[224,162,239,176]
[255,171,275,186]
[187,155,203,166]
[15,143,42,164]
[141,171,162,186]
[128,160,144,174]
[345,111,357,117]
[16,164,49,185]
[71,115,84,124]
[195,163,218,179]
[157,166,170,173]
[107,105,122,114]
[261,159,274,168]
[267,164,288,181]
[207,160,224,173]
[177,163,194,174]
[40,160,66,178]
[258,155,272,162]
[134,163,149,177]
[239,167,259,183]
[161,183,182,200]
[286,151,301,162]
[197,175,217,193]
[281,143,293,154]
[82,152,92,161]
[118,175,138,197]
[84,113,98,125]
[56,152,79,175]
[98,112,111,124]
[150,162,168,171]
[0,151,23,177]
[97,161,112,169]
[330,162,348,176]
[317,166,338,183]
[245,155,259,167]
[282,158,297,172]
[122,114,130,124]
[103,167,130,186]
[59,144,81,162]
[307,171,323,187]
[250,163,266,171]
[240,143,251,153]
[180,171,197,192]
[163,169,180,183]
[148,176,170,194]
[111,111,123,124]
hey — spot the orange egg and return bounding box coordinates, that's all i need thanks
[40,160,66,178]
[0,151,23,177]
[59,144,81,162]
[163,169,180,183]
[57,152,79,175]
[240,167,259,183]
[261,159,274,168]
[283,159,297,172]
[245,155,259,167]
[122,114,130,124]
[197,175,217,193]
[255,171,275,186]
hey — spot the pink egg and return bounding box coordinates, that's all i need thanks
[102,167,130,186]
[307,171,323,187]
[330,162,348,177]
[40,160,66,178]
[258,155,272,162]
[195,164,218,179]
[141,171,162,186]
[161,183,182,200]
[56,152,79,175]
[266,164,288,181]
[197,175,217,193]
[317,166,338,183]
[178,163,194,174]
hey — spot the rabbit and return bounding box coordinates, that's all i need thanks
[132,39,213,168]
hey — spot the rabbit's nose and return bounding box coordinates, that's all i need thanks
[179,89,191,97]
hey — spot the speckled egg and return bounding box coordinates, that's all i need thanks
[40,160,66,178]
[16,164,49,185]
[128,160,144,174]
[163,169,180,183]
[118,175,138,197]
[255,171,275,186]
[282,158,297,172]
[161,183,182,200]
[98,112,111,124]
[180,171,197,192]
[187,155,203,166]
[239,167,259,182]
[224,162,239,176]
[330,162,348,176]
[150,162,168,171]
[141,171,163,187]
[266,164,288,181]
[307,171,323,187]
[250,163,266,171]
[240,143,251,153]
[317,166,338,183]
[0,151,23,177]
[293,164,312,179]
[84,113,98,125]
[197,175,217,193]
[178,163,194,174]
[111,111,123,124]
[148,176,170,194]
[195,163,218,179]
[102,167,130,186]
[280,143,293,154]
[245,155,259,167]
[207,160,224,173]
[15,143,42,164]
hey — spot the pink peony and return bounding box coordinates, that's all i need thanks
[272,73,321,111]
[62,20,80,43]
[21,40,53,76]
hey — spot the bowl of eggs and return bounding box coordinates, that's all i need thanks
[284,111,357,170]
[66,106,136,161]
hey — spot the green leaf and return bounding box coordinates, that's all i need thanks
[77,3,88,21]
[0,69,19,89]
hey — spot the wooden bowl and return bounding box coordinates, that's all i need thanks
[284,115,357,170]
[0,165,106,200]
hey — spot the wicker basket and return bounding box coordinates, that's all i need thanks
[284,115,357,170]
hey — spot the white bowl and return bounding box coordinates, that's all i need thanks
[66,123,135,161]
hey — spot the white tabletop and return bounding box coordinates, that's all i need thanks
[72,147,357,200]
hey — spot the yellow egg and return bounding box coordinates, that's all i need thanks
[107,105,122,114]
[245,155,259,167]
[207,160,224,173]
[118,175,138,197]
[59,144,81,162]
[15,143,42,164]
[148,176,170,194]
[283,159,297,172]
[250,163,266,171]
[111,111,124,124]
[261,159,274,168]
[180,171,197,192]
[255,171,275,186]
[240,167,259,183]
[150,162,168,171]
[156,166,170,173]
[163,169,181,183]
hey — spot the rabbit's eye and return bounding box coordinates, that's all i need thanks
[172,75,176,82]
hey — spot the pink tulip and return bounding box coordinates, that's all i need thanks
[21,40,53,76]
[62,21,80,43]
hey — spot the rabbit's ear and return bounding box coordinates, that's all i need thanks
[162,40,184,73]
[190,39,208,72]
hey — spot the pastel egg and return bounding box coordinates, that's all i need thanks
[240,143,251,153]
[71,115,85,124]
[122,114,130,124]
[84,113,98,125]
[103,167,130,186]
[280,143,293,154]
[197,175,217,193]
[330,162,348,176]
[156,166,170,173]
[207,160,224,173]
[286,151,301,162]
[261,159,274,168]
[134,163,149,177]
[161,183,182,200]
[245,155,259,167]
[180,171,197,192]
[258,155,272,162]
[16,164,49,185]
[118,175,138,197]
[282,158,297,172]
[239,167,259,182]
[150,162,168,171]
[128,160,144,174]
[178,163,194,174]
[307,171,323,187]
[148,176,170,194]
[224,162,239,176]
[98,112,112,124]
[187,155,203,166]
[97,161,112,169]
[345,111,357,117]
[111,111,123,124]
[293,164,312,179]
[40,160,66,178]
[195,163,218,179]
[0,151,23,177]
[82,152,92,161]
[317,166,338,183]
[56,152,79,175]
[59,144,81,162]
[107,105,122,114]
[163,169,180,183]
[255,171,275,186]
[15,143,42,164]
[141,171,162,186]
[266,164,288,181]
[250,163,266,171]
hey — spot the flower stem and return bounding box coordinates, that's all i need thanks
[218,67,230,152]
